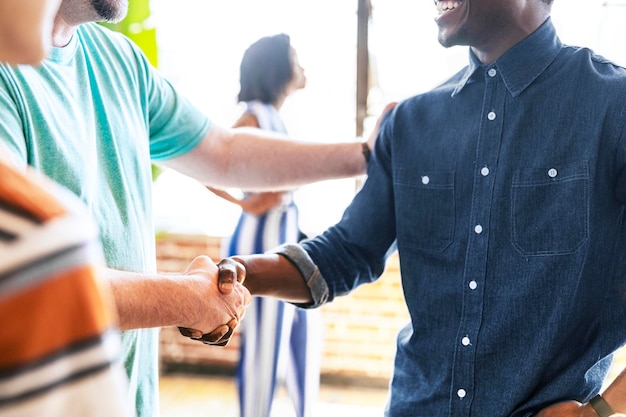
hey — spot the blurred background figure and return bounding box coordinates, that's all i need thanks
[208,33,322,417]
[0,1,132,416]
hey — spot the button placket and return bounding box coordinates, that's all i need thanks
[451,67,505,415]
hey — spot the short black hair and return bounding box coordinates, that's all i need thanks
[237,33,293,105]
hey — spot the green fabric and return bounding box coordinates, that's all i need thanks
[0,22,212,417]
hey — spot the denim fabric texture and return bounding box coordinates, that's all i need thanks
[282,18,626,417]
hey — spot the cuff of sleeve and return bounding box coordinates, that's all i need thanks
[269,243,329,308]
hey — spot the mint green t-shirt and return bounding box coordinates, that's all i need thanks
[0,23,212,417]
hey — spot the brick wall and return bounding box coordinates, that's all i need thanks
[157,233,626,387]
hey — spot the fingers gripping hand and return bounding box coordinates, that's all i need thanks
[178,318,238,346]
[216,258,246,294]
[186,258,247,346]
[177,256,250,346]
[367,101,397,151]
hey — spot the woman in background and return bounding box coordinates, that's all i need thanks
[208,33,322,417]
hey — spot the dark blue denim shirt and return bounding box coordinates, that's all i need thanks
[275,18,626,417]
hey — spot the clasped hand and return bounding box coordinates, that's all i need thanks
[178,257,247,346]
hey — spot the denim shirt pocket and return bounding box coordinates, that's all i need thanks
[394,168,455,252]
[511,160,589,256]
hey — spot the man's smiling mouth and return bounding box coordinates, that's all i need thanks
[435,1,463,15]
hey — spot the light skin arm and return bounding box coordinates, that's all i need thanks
[164,124,367,191]
[162,102,397,191]
[204,111,295,214]
[102,256,251,333]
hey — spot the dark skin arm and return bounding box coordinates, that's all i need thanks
[214,257,626,416]
[227,254,313,303]
[536,368,626,416]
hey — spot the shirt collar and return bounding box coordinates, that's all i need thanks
[452,17,562,97]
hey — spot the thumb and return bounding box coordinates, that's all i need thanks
[217,258,246,294]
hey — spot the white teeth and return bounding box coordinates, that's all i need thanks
[436,1,462,15]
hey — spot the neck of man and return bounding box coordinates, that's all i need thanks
[471,13,550,64]
[51,1,108,48]
[51,15,76,48]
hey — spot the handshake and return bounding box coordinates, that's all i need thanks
[178,257,249,346]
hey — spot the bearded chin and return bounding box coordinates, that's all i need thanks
[92,0,129,23]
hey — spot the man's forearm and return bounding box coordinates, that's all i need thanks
[102,267,204,330]
[533,365,626,416]
[232,253,314,304]
[226,128,367,189]
[100,258,249,332]
[600,367,626,414]
[167,125,367,191]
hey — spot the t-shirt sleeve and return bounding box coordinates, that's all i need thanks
[147,73,213,161]
[123,37,212,162]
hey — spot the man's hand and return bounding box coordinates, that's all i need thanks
[178,257,247,346]
[240,192,284,215]
[536,400,605,417]
[366,101,397,153]
[215,257,246,294]
[178,318,238,346]
[177,256,249,346]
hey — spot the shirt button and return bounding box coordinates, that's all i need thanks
[421,176,430,185]
[462,336,471,346]
[469,280,478,290]
[457,389,467,399]
[474,225,483,234]
[481,166,490,176]
[488,68,497,77]
[487,111,496,121]
[548,168,558,178]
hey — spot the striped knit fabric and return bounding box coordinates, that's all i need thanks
[229,102,322,417]
[0,160,132,417]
